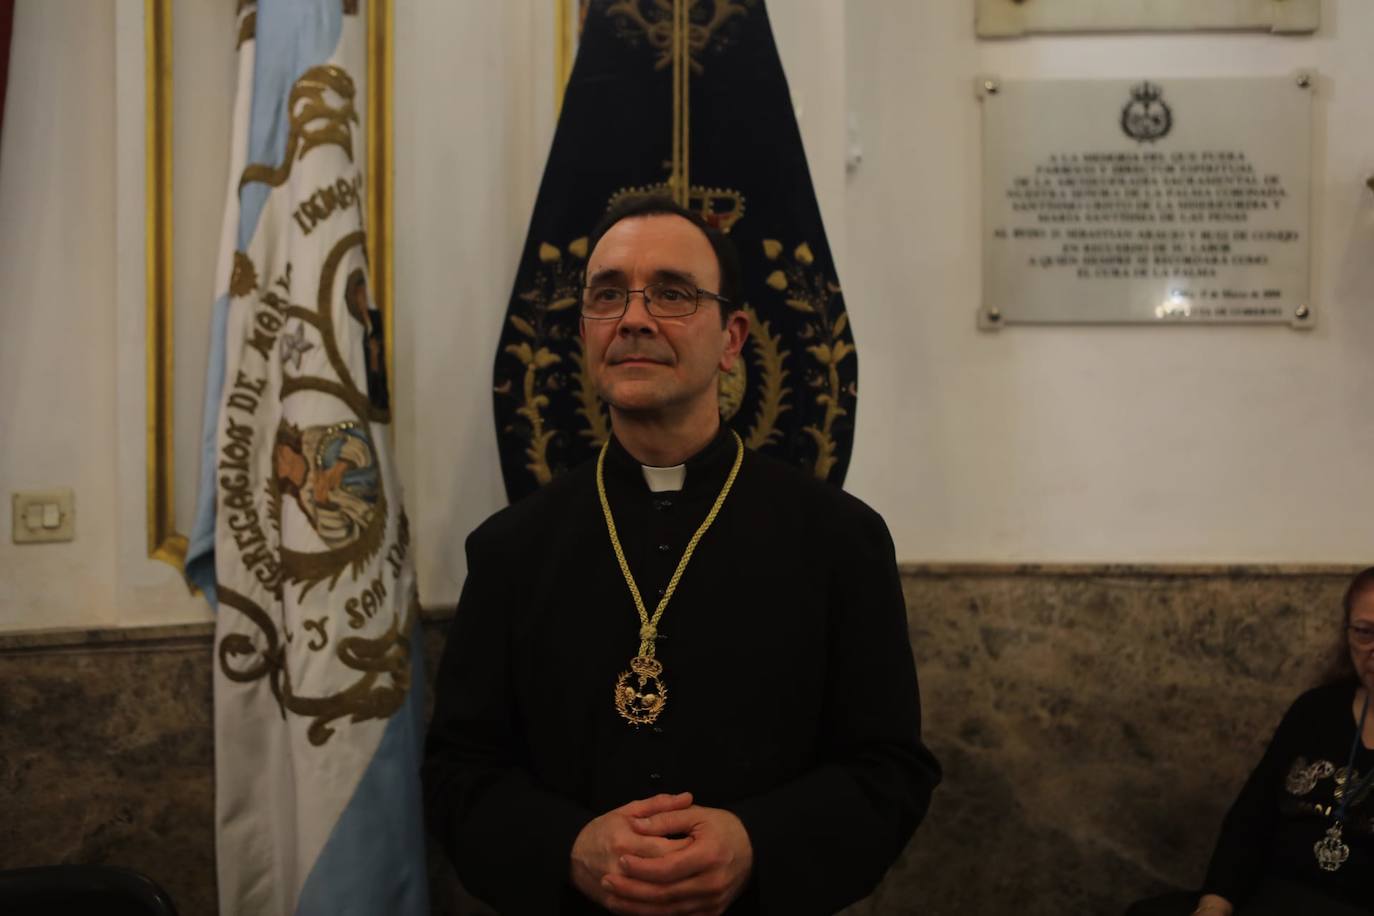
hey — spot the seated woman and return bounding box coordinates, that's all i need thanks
[1131,567,1374,916]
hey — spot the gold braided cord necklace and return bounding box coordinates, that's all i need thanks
[597,429,744,726]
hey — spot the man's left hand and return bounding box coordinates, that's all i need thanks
[600,805,753,916]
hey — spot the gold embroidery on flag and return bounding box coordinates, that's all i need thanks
[740,304,789,449]
[717,356,746,421]
[572,338,611,449]
[268,232,392,599]
[239,66,360,192]
[497,237,588,484]
[274,420,387,597]
[236,5,257,49]
[230,251,258,298]
[217,582,417,746]
[278,231,381,423]
[606,183,744,233]
[761,239,852,479]
[606,0,751,74]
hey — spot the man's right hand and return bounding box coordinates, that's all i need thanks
[1191,894,1233,916]
[571,792,695,911]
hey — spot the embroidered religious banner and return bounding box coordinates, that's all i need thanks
[492,0,858,501]
[184,2,427,914]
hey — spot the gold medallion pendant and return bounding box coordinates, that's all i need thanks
[615,656,668,725]
[596,431,745,729]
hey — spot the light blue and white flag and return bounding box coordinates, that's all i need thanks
[186,3,428,914]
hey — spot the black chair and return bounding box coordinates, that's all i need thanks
[0,864,179,916]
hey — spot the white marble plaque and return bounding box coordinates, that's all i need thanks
[980,76,1313,327]
[976,0,1319,37]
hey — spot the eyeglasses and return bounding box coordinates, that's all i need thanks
[1349,624,1374,648]
[580,281,730,320]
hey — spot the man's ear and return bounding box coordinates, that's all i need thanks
[718,309,750,372]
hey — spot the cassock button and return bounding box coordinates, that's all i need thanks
[655,497,673,511]
[648,772,662,781]
[657,543,672,553]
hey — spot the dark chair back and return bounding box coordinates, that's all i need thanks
[0,864,180,916]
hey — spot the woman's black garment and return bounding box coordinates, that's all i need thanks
[1202,684,1373,912]
[1127,877,1371,916]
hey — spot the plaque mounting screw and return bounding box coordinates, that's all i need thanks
[987,307,1002,323]
[1296,73,1311,89]
[1295,304,1310,320]
[983,79,1000,95]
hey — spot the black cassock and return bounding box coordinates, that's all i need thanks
[424,427,941,914]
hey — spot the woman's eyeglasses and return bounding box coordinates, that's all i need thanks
[1347,624,1374,648]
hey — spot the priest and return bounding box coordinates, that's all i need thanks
[424,197,940,915]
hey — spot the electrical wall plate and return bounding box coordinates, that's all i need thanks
[12,488,75,544]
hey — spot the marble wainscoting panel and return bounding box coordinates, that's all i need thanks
[1,568,1358,916]
[0,619,458,916]
[0,625,217,916]
[855,565,1358,916]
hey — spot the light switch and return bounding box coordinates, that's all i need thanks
[12,488,75,544]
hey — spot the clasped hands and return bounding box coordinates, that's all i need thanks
[1190,895,1233,916]
[571,792,752,915]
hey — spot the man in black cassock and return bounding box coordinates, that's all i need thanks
[424,197,940,915]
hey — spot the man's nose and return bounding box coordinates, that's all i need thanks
[617,291,658,334]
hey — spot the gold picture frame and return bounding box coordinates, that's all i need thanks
[143,0,393,573]
[144,0,177,566]
[553,0,576,113]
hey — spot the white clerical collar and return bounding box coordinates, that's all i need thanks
[640,463,686,493]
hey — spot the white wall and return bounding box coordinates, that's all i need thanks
[0,0,216,633]
[398,0,1374,612]
[393,1,552,605]
[2,0,1371,631]
[0,2,122,630]
[841,0,1374,563]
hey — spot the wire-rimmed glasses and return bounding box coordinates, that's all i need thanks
[580,281,730,319]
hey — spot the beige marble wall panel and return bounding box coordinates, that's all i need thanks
[862,565,1355,915]
[0,620,471,915]
[0,630,216,915]
[0,569,1358,915]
